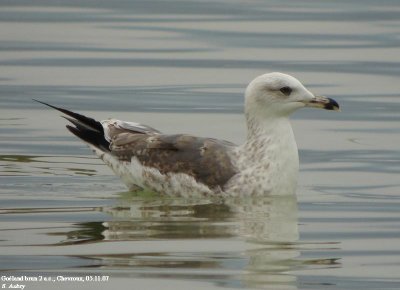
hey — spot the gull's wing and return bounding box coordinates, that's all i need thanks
[102,119,161,141]
[107,128,238,189]
[35,100,238,190]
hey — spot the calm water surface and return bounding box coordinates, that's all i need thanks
[1,1,400,289]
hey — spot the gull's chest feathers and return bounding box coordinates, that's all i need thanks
[225,119,299,196]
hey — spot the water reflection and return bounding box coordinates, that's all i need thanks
[102,194,299,242]
[43,193,302,289]
[55,194,300,288]
[0,154,99,176]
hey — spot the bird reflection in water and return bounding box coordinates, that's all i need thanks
[96,193,300,289]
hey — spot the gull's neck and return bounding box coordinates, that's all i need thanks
[243,113,297,152]
[236,112,299,194]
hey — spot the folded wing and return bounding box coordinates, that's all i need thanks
[35,100,237,190]
[108,131,237,189]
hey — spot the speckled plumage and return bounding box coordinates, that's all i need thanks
[36,72,339,197]
[107,131,237,192]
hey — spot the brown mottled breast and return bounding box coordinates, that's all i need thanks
[110,133,238,189]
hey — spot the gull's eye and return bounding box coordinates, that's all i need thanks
[279,86,292,96]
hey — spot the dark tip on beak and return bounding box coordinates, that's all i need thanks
[306,96,340,111]
[325,98,340,111]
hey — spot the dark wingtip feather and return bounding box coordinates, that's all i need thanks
[34,99,110,152]
[66,125,110,152]
[34,99,103,133]
[33,99,60,110]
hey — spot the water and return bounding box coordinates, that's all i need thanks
[1,1,400,289]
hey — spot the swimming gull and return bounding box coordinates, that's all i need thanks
[35,72,339,197]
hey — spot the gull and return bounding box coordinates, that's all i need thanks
[35,72,339,197]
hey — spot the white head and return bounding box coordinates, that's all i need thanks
[244,72,339,119]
